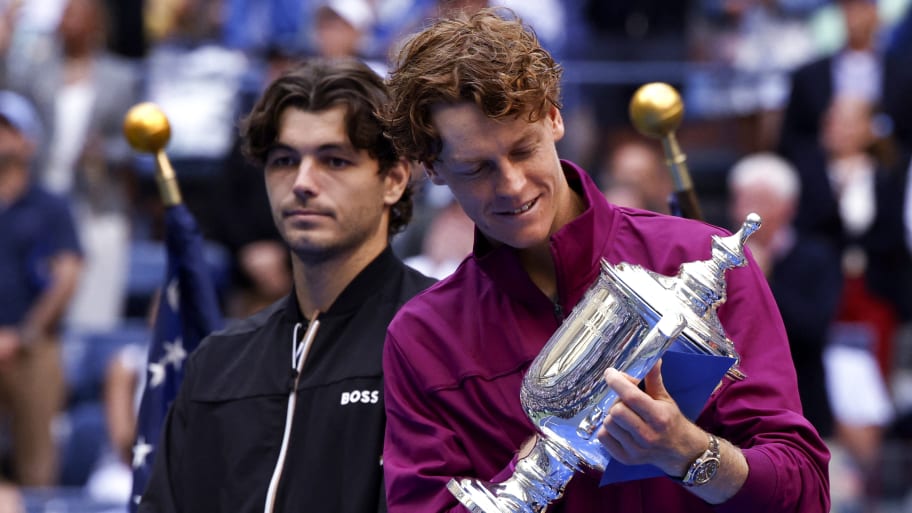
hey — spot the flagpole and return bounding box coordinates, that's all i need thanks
[629,82,704,222]
[122,103,223,511]
[123,102,183,206]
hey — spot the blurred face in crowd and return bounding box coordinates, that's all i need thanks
[426,102,579,251]
[263,105,408,264]
[730,180,793,246]
[602,141,672,214]
[314,7,362,58]
[841,0,879,51]
[603,183,647,211]
[167,0,222,40]
[58,0,104,53]
[821,96,874,158]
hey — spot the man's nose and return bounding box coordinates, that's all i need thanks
[292,157,319,195]
[495,159,526,196]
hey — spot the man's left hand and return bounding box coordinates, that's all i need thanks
[596,360,708,478]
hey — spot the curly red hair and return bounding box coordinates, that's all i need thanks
[383,8,563,166]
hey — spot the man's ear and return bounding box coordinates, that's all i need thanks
[383,158,412,206]
[423,163,446,186]
[548,105,565,143]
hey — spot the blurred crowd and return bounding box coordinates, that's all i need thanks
[0,0,910,511]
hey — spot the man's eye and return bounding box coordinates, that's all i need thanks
[512,148,533,160]
[462,162,490,177]
[326,157,352,169]
[266,155,298,168]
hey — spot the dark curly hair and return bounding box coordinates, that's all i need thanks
[241,57,413,236]
[383,7,563,166]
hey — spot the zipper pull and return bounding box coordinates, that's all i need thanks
[553,301,565,322]
[287,369,299,393]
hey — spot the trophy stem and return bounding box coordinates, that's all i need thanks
[447,437,581,513]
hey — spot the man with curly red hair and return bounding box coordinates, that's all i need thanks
[380,8,830,513]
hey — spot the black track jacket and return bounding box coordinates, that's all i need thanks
[139,247,435,513]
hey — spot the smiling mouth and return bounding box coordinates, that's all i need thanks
[504,199,536,215]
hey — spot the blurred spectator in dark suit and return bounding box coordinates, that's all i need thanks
[787,93,911,509]
[730,148,900,511]
[792,94,912,327]
[779,0,912,160]
[727,152,841,439]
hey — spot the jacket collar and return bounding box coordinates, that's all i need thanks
[473,160,617,312]
[282,245,403,322]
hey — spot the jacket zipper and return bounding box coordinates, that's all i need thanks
[553,300,565,322]
[550,239,566,323]
[263,315,321,513]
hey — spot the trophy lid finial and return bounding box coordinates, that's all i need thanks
[738,213,762,246]
[711,212,762,271]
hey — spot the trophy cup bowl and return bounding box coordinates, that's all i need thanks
[447,214,761,513]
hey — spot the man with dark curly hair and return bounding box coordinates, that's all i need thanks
[138,58,435,513]
[380,8,830,513]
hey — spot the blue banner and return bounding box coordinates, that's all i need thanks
[129,205,223,511]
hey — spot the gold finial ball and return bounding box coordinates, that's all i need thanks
[629,82,684,139]
[123,102,171,153]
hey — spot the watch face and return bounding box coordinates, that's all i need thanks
[694,457,721,485]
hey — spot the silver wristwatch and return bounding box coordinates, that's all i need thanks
[680,434,721,487]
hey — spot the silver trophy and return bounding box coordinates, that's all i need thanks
[447,213,761,513]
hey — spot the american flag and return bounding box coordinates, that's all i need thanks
[129,204,223,511]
